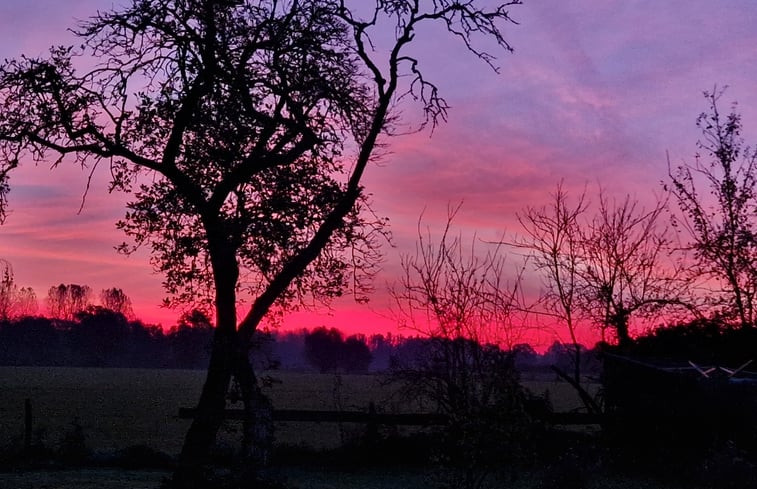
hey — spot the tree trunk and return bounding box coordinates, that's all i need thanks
[616,324,632,349]
[612,307,632,349]
[234,349,273,480]
[173,235,245,488]
[173,327,235,488]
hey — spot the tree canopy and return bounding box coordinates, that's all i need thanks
[0,0,522,485]
[669,89,757,329]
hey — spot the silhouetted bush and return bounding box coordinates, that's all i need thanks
[391,336,538,489]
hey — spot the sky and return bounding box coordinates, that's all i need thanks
[1,1,757,348]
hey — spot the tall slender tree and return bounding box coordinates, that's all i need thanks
[13,286,38,318]
[0,260,38,320]
[0,260,14,321]
[516,183,600,412]
[0,1,522,485]
[668,89,757,329]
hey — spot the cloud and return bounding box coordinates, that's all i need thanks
[3,0,757,340]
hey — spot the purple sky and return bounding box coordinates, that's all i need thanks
[1,1,756,345]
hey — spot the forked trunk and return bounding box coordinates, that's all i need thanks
[173,327,235,488]
[172,237,262,488]
[235,349,273,478]
[172,334,270,489]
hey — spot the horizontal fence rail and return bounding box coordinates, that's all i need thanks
[178,407,601,426]
[178,407,448,425]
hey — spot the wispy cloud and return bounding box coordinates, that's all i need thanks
[2,0,757,337]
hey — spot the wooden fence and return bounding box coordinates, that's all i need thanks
[177,404,601,426]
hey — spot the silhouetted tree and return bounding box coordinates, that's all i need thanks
[169,310,214,369]
[368,333,395,371]
[303,328,372,372]
[0,316,61,365]
[13,286,38,318]
[0,310,208,368]
[0,260,37,320]
[100,287,134,319]
[581,190,692,346]
[271,329,308,370]
[304,326,344,373]
[127,319,168,368]
[516,183,589,391]
[542,340,588,375]
[392,206,529,348]
[0,1,523,484]
[46,284,92,321]
[668,88,757,329]
[70,306,131,367]
[518,184,691,349]
[512,343,538,370]
[342,334,372,372]
[0,260,13,320]
[516,185,691,416]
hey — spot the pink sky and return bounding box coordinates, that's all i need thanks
[1,1,757,348]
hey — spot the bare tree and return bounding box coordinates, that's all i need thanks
[517,185,691,348]
[13,287,38,318]
[516,183,600,412]
[46,283,92,321]
[0,260,13,321]
[0,260,38,320]
[0,0,523,485]
[579,190,692,347]
[393,207,529,348]
[517,185,691,416]
[668,88,757,329]
[390,207,531,489]
[518,184,585,362]
[100,287,134,319]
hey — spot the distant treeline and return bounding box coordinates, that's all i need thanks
[0,307,595,372]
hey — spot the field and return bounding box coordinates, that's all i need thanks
[1,367,667,489]
[0,367,594,456]
[0,367,404,455]
[0,467,705,489]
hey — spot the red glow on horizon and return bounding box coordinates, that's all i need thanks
[2,0,754,356]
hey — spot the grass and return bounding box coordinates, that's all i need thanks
[0,367,719,489]
[0,466,703,489]
[0,367,205,455]
[0,367,595,455]
[0,468,169,489]
[0,367,435,455]
[0,467,710,489]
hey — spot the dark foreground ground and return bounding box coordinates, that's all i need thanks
[0,367,747,488]
[0,466,716,489]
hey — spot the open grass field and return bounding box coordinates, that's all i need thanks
[0,367,716,489]
[0,466,705,489]
[0,367,411,455]
[0,367,593,456]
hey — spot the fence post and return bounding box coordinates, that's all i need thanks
[24,398,32,453]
